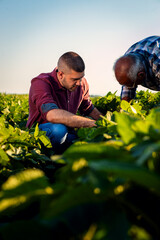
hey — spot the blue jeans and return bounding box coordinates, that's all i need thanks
[39,123,77,154]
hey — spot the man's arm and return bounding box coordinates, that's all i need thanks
[46,109,96,128]
[121,96,133,102]
[88,107,102,120]
[121,86,136,102]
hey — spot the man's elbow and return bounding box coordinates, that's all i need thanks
[46,109,56,122]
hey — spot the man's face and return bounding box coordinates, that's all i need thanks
[118,73,137,88]
[58,69,84,91]
[116,71,145,89]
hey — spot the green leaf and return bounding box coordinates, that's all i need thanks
[135,142,160,166]
[120,100,130,111]
[89,160,160,192]
[0,128,10,143]
[146,108,160,129]
[132,119,151,134]
[0,169,53,213]
[130,105,137,114]
[42,184,100,219]
[0,148,10,166]
[34,123,39,139]
[39,134,52,148]
[1,169,45,191]
[78,127,107,142]
[64,142,134,163]
[115,112,137,144]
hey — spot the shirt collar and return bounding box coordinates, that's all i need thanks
[134,52,151,83]
[50,68,66,91]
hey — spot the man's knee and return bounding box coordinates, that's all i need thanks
[50,124,68,144]
[50,123,67,136]
[39,123,68,144]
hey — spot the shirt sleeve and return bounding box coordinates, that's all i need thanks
[78,78,94,116]
[120,85,137,100]
[31,79,59,121]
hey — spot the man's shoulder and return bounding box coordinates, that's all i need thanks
[81,77,88,85]
[80,77,89,90]
[133,35,160,45]
[33,72,49,80]
[31,69,57,84]
[126,36,160,53]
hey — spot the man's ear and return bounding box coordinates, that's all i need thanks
[137,71,145,80]
[57,71,64,80]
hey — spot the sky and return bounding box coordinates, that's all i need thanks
[0,0,160,96]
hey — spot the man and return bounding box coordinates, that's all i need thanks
[27,51,101,153]
[113,36,160,102]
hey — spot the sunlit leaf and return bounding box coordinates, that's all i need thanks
[0,169,53,212]
[0,148,10,166]
[89,160,160,192]
[115,112,137,144]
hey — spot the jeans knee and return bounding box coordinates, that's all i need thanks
[51,124,67,136]
[50,124,68,145]
[39,123,68,144]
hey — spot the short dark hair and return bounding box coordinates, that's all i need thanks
[58,51,85,72]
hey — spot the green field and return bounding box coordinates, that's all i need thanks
[0,91,160,240]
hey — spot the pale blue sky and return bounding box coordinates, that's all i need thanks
[0,0,160,95]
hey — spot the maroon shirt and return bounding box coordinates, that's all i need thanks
[26,68,94,128]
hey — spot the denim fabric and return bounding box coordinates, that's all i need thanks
[41,103,58,113]
[39,123,77,154]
